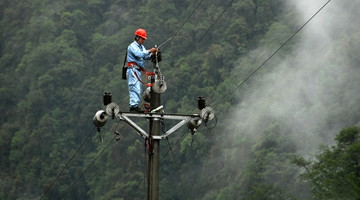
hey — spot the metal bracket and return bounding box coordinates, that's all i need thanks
[119,114,148,139]
[117,112,200,140]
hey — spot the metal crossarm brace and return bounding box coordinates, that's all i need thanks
[119,114,148,139]
[117,112,200,139]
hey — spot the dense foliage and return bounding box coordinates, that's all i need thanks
[294,127,360,200]
[1,0,360,199]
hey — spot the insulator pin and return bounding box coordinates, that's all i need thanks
[103,92,112,106]
[198,96,206,110]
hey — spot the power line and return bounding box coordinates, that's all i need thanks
[165,137,187,199]
[166,0,234,78]
[56,123,128,199]
[58,135,117,200]
[39,126,96,200]
[213,0,332,110]
[196,0,234,45]
[161,0,205,52]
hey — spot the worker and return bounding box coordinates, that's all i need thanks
[127,28,158,112]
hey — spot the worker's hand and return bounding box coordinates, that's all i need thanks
[148,48,158,53]
[151,51,162,63]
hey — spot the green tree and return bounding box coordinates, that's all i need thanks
[295,126,360,199]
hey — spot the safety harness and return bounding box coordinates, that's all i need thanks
[127,62,146,84]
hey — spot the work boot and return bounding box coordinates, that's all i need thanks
[129,106,143,113]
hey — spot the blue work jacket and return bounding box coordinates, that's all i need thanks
[127,41,152,69]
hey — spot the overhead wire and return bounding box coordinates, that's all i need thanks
[166,0,235,78]
[58,134,117,200]
[57,124,127,199]
[165,137,187,199]
[161,128,189,158]
[212,0,332,110]
[39,126,96,200]
[195,0,234,46]
[161,0,205,52]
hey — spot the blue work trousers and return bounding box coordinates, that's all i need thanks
[127,68,142,108]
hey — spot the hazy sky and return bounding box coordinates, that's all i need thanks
[227,0,360,153]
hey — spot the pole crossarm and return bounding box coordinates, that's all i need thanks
[117,112,201,139]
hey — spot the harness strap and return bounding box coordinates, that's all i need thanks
[127,62,137,66]
[128,62,145,71]
[133,68,145,84]
[128,63,145,84]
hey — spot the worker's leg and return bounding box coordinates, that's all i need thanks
[127,68,142,108]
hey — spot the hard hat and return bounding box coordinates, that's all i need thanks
[134,28,147,39]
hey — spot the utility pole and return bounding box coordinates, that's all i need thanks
[93,61,214,200]
[148,78,160,200]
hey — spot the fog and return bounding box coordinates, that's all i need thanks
[228,0,360,153]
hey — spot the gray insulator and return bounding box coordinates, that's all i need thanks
[93,110,109,128]
[143,87,151,102]
[152,79,167,94]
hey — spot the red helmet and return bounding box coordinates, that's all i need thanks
[134,28,147,39]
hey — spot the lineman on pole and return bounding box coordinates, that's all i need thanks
[126,28,158,112]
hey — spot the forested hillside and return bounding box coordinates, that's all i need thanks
[1,0,360,199]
